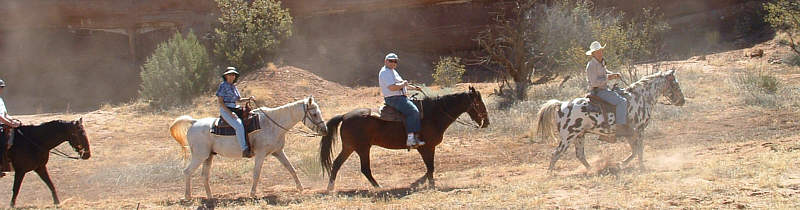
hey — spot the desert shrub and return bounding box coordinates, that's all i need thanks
[535,1,669,76]
[729,64,800,108]
[765,0,800,57]
[213,0,293,74]
[139,31,213,108]
[432,56,466,87]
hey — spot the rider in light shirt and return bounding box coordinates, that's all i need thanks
[378,53,425,147]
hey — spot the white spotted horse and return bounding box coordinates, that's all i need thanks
[535,70,685,171]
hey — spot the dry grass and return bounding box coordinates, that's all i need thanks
[2,41,800,209]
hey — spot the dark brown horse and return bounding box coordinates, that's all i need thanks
[320,87,489,191]
[4,119,90,207]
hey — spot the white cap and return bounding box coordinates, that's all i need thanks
[384,53,399,60]
[585,41,605,55]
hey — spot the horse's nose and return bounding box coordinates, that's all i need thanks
[81,152,91,159]
[481,119,490,128]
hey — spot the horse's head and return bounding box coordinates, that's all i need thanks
[67,117,91,159]
[301,95,328,136]
[466,86,490,128]
[661,70,685,106]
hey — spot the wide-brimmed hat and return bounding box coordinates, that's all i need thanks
[221,67,240,83]
[585,41,605,56]
[384,53,399,60]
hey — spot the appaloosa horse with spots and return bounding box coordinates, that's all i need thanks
[535,70,685,171]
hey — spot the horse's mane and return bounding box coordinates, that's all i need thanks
[417,92,471,116]
[626,71,667,92]
[17,120,74,132]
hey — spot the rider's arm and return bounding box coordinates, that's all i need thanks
[387,81,407,91]
[236,96,254,103]
[0,113,17,127]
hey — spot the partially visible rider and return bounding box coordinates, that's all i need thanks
[216,67,256,158]
[0,79,22,177]
[585,41,634,137]
[378,53,425,147]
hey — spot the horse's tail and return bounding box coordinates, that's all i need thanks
[320,114,344,176]
[169,115,197,159]
[536,99,563,146]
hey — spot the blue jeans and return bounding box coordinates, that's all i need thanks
[594,88,628,125]
[384,96,421,133]
[220,107,248,151]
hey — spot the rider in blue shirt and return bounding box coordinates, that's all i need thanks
[216,67,256,158]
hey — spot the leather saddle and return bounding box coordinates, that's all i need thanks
[371,100,424,122]
[585,87,627,128]
[211,106,261,136]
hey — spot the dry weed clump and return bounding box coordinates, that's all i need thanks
[729,63,800,108]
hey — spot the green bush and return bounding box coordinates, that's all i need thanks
[140,31,213,108]
[535,0,669,76]
[213,0,293,74]
[432,56,466,87]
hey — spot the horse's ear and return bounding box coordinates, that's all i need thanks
[667,69,676,75]
[307,96,313,105]
[469,86,475,93]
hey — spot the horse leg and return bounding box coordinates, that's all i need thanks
[411,146,435,189]
[10,171,26,207]
[272,149,303,191]
[201,155,214,199]
[34,166,60,205]
[621,137,638,166]
[635,135,645,169]
[327,148,353,192]
[549,134,574,171]
[356,147,380,188]
[249,151,268,197]
[183,156,204,200]
[574,135,591,170]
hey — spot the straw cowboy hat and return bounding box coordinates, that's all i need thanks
[585,41,605,56]
[221,66,240,83]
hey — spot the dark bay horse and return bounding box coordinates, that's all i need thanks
[320,87,489,191]
[4,119,90,207]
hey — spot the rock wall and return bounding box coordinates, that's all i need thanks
[0,0,769,113]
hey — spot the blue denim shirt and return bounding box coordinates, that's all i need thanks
[215,82,240,108]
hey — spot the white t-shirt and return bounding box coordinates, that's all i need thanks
[378,66,406,97]
[0,97,6,115]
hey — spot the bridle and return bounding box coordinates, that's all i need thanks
[426,91,487,129]
[253,100,326,137]
[13,127,85,160]
[661,74,683,105]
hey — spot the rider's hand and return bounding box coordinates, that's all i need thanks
[608,73,621,80]
[10,120,21,128]
[399,80,409,86]
[249,96,256,101]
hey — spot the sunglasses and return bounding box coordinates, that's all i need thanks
[387,60,398,63]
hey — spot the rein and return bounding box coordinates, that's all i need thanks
[14,129,81,160]
[417,89,483,129]
[252,101,323,137]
